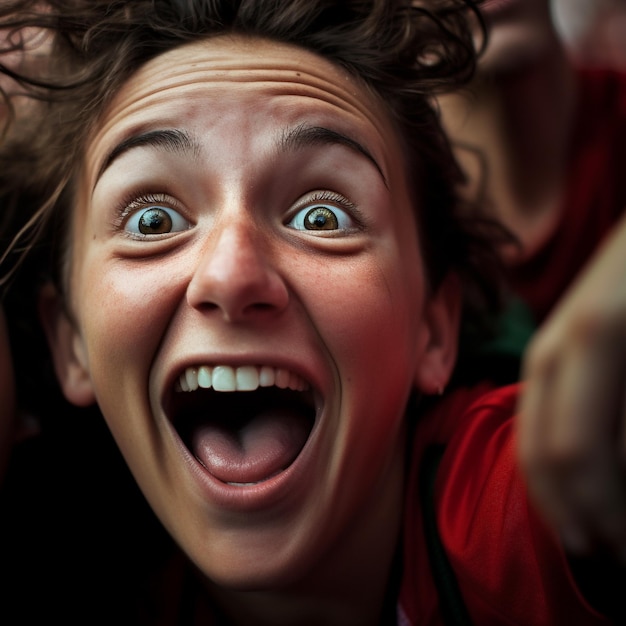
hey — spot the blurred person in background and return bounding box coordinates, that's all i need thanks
[437,3,626,616]
[438,0,626,370]
[553,0,626,69]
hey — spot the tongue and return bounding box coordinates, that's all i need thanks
[191,409,311,484]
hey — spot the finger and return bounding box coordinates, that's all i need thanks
[517,332,565,528]
[542,320,626,559]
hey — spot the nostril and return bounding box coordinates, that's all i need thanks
[195,302,221,312]
[187,267,289,322]
[244,302,279,313]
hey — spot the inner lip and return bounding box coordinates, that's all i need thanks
[167,381,317,484]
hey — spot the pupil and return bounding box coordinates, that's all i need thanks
[139,208,172,234]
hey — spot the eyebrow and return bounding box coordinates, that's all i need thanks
[95,124,388,189]
[279,124,388,188]
[95,128,200,185]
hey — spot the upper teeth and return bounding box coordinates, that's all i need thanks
[175,365,310,393]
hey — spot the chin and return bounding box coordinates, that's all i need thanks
[195,545,312,592]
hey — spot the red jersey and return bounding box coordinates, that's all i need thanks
[507,68,626,325]
[399,384,610,625]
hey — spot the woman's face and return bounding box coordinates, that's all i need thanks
[45,35,459,589]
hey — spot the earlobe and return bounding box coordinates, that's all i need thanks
[414,272,461,395]
[38,282,95,407]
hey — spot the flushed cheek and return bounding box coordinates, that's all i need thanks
[315,258,420,358]
[307,257,422,414]
[302,261,417,525]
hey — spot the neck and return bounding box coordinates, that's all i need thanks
[437,39,579,252]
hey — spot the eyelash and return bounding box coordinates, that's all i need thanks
[299,190,365,224]
[111,189,366,232]
[112,191,180,228]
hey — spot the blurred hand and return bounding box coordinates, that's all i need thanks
[517,212,626,562]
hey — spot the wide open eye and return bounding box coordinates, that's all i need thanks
[126,206,190,235]
[287,191,357,234]
[300,206,339,231]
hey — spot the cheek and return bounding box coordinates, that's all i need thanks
[75,264,181,397]
[304,253,424,495]
[304,252,424,396]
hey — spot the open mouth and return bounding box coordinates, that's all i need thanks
[167,365,316,485]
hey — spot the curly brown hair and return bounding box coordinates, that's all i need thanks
[0,0,503,402]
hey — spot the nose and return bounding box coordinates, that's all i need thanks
[186,220,289,322]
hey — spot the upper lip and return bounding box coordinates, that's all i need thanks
[157,354,323,417]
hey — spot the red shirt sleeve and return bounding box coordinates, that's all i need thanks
[399,385,611,625]
[437,385,610,625]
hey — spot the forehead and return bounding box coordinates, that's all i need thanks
[84,35,402,191]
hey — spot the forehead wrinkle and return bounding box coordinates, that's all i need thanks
[84,42,399,195]
[102,66,386,131]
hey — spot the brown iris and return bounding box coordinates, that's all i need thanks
[304,206,338,230]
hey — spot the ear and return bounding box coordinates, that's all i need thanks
[414,272,461,395]
[38,282,96,407]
